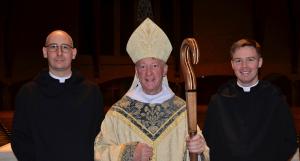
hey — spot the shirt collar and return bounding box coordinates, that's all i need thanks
[237,80,259,92]
[49,72,72,83]
[126,83,174,104]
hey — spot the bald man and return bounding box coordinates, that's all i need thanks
[11,30,104,161]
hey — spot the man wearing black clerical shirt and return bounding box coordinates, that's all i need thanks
[11,30,104,161]
[203,38,297,161]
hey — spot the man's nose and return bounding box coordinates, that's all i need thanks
[241,60,247,67]
[146,67,152,75]
[56,47,63,55]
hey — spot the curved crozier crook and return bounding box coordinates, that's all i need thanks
[180,38,199,91]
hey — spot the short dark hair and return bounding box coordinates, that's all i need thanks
[230,39,262,58]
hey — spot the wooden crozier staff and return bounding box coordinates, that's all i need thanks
[180,38,199,161]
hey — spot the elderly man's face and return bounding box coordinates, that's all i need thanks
[136,57,167,95]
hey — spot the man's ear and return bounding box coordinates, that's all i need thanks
[134,66,139,77]
[42,47,48,58]
[72,48,77,59]
[230,60,235,69]
[163,64,168,76]
[258,57,263,68]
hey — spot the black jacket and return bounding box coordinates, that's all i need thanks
[11,69,104,161]
[203,80,297,161]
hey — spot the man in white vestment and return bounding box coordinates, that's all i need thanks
[94,18,210,161]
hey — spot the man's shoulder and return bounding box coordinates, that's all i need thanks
[215,80,238,97]
[76,79,101,93]
[259,80,279,91]
[258,80,284,98]
[15,80,39,100]
[108,96,129,111]
[82,80,99,88]
[173,95,186,107]
[19,80,38,91]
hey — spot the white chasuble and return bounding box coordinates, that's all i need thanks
[94,96,209,161]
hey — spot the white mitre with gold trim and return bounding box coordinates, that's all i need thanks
[126,18,172,63]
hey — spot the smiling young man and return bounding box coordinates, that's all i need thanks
[94,18,210,161]
[203,39,297,161]
[11,30,104,161]
[231,45,262,88]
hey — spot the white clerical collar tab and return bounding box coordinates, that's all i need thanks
[49,72,72,83]
[237,80,259,92]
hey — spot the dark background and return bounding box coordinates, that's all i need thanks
[0,0,300,109]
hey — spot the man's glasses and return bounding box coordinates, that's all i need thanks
[45,43,73,53]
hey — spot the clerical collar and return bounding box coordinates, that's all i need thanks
[237,80,259,92]
[126,83,174,104]
[49,72,72,83]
